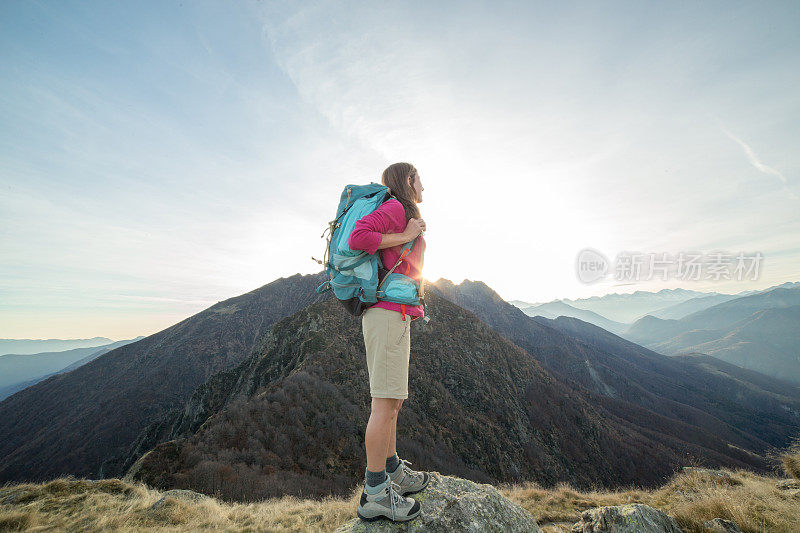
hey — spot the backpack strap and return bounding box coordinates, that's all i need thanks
[377,237,416,291]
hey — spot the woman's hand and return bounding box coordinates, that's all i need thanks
[404,218,426,239]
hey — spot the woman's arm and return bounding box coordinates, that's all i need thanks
[349,200,425,253]
[375,230,413,250]
[349,200,407,254]
[376,218,424,249]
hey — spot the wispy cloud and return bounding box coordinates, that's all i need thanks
[721,127,797,200]
[111,295,219,306]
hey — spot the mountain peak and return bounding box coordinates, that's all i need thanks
[431,278,505,304]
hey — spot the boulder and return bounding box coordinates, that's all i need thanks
[570,503,682,532]
[150,489,209,510]
[703,518,743,533]
[335,471,542,532]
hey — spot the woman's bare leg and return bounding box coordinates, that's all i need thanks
[365,397,402,472]
[386,398,404,458]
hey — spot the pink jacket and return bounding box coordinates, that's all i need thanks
[348,199,426,320]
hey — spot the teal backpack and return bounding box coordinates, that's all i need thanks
[314,182,429,320]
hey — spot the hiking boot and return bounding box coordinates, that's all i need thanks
[357,473,421,522]
[388,458,430,496]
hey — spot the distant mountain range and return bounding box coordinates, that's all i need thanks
[513,282,800,385]
[514,282,798,325]
[1,274,798,504]
[519,300,628,335]
[514,287,767,324]
[624,286,800,384]
[0,337,114,356]
[513,288,716,323]
[0,337,144,401]
[647,293,742,320]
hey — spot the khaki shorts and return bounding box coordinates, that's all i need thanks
[362,306,411,399]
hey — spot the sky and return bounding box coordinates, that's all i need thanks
[1,0,798,339]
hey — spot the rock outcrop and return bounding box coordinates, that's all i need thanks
[570,503,682,532]
[703,518,743,533]
[335,471,543,532]
[150,488,209,510]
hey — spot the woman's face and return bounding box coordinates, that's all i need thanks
[408,173,424,203]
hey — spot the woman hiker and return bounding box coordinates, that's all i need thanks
[347,162,431,522]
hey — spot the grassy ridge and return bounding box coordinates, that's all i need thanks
[500,467,798,532]
[2,454,798,533]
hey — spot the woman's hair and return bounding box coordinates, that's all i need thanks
[381,162,421,221]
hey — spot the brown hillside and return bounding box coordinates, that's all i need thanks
[128,292,758,502]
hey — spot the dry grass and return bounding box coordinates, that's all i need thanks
[0,476,365,532]
[2,467,798,532]
[497,467,800,533]
[779,437,800,481]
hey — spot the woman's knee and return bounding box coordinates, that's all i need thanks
[371,397,402,418]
